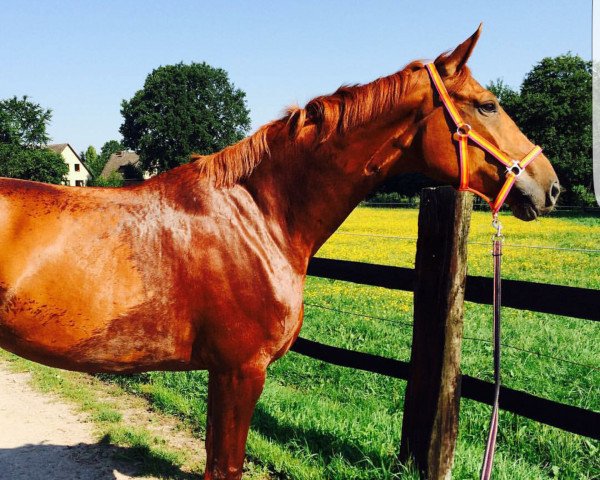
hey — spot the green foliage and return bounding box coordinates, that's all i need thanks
[88,170,125,187]
[518,54,592,198]
[571,184,596,207]
[487,78,520,113]
[489,54,592,204]
[375,172,440,200]
[0,95,52,147]
[82,140,127,184]
[81,145,103,178]
[364,191,419,207]
[0,95,67,184]
[0,143,68,184]
[120,62,251,173]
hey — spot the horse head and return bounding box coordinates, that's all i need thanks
[409,25,560,219]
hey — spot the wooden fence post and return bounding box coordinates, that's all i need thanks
[399,186,473,479]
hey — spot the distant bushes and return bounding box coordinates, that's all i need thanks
[362,191,419,207]
[87,171,125,187]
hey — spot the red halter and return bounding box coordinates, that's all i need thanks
[425,63,543,214]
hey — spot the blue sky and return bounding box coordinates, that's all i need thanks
[1,1,592,154]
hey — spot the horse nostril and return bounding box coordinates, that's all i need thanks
[547,181,560,206]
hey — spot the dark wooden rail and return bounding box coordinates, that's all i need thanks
[294,257,600,441]
[291,337,600,440]
[307,257,600,322]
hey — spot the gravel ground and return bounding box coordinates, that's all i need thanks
[0,364,157,480]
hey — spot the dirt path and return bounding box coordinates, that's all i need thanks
[0,364,164,479]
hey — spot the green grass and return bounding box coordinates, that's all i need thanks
[5,207,600,479]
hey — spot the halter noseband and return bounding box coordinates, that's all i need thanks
[425,63,543,214]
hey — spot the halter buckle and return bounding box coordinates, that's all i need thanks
[506,160,524,177]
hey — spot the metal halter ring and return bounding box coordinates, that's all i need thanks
[506,160,524,177]
[456,123,472,137]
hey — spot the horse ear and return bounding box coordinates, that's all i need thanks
[434,23,482,77]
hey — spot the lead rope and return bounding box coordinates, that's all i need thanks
[480,214,503,480]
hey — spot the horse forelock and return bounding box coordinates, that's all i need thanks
[193,60,427,188]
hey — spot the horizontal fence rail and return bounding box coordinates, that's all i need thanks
[291,338,600,439]
[307,257,600,322]
[296,257,600,440]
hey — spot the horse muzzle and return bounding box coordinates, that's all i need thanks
[509,175,561,221]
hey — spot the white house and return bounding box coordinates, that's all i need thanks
[48,143,92,186]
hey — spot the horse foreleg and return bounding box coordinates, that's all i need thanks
[204,367,266,480]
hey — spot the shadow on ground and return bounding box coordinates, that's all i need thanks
[0,436,198,480]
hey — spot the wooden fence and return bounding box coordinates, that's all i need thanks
[290,187,600,478]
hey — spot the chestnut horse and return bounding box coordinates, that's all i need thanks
[0,27,558,479]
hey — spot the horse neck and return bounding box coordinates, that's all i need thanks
[244,112,421,260]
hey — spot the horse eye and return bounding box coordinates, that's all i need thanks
[479,101,498,114]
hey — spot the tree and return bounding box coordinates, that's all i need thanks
[0,144,68,184]
[0,95,52,147]
[0,96,68,184]
[120,62,251,173]
[81,145,103,178]
[373,173,440,202]
[489,54,592,204]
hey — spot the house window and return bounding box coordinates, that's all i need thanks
[74,164,80,172]
[75,180,84,187]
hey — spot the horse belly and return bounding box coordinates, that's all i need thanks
[65,302,198,372]
[0,297,197,373]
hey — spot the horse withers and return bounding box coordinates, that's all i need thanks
[0,26,558,479]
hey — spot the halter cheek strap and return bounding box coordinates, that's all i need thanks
[425,63,543,214]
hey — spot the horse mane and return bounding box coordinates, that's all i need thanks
[284,60,424,143]
[193,60,436,188]
[193,124,271,188]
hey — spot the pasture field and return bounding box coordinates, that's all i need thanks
[107,207,599,479]
[4,207,598,479]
